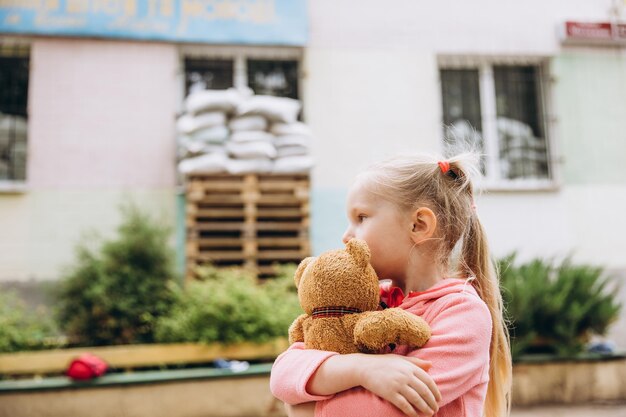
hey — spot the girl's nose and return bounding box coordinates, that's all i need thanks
[342,227,353,244]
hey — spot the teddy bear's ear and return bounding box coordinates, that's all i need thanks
[345,238,371,267]
[294,257,315,288]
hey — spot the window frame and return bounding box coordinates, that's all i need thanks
[438,55,560,192]
[177,44,303,115]
[0,37,30,194]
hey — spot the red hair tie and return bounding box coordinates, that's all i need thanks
[438,161,459,180]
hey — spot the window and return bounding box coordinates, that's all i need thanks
[184,58,234,95]
[181,47,301,100]
[247,59,299,99]
[440,60,553,187]
[0,43,29,183]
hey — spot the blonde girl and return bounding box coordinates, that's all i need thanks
[270,152,512,417]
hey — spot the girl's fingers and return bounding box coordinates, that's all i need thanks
[391,394,420,417]
[402,385,435,416]
[405,356,433,372]
[408,378,438,414]
[413,367,442,402]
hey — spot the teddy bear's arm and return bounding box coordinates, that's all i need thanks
[288,313,308,344]
[353,309,431,353]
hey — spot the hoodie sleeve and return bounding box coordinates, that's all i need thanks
[407,292,492,405]
[314,293,492,417]
[269,342,339,405]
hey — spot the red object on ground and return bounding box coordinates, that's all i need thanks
[66,353,108,380]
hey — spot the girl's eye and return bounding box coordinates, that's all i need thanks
[357,214,366,222]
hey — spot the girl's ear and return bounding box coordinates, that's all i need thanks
[410,207,437,244]
[345,238,371,267]
[294,257,315,288]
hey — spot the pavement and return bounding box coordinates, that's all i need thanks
[511,402,626,416]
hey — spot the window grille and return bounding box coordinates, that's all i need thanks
[184,58,234,96]
[181,47,301,99]
[440,61,551,185]
[493,66,549,180]
[0,43,29,182]
[247,59,299,99]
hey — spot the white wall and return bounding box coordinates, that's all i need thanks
[0,38,179,281]
[308,0,613,54]
[304,0,626,271]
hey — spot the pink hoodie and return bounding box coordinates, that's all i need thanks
[270,278,492,417]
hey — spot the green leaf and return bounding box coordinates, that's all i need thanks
[500,253,622,360]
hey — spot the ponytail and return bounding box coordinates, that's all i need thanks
[462,214,512,417]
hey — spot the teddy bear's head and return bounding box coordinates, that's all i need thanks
[294,239,380,314]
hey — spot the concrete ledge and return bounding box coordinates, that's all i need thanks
[0,366,282,417]
[0,364,273,393]
[2,355,625,416]
[512,355,626,406]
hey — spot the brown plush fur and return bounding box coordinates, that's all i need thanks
[289,239,431,354]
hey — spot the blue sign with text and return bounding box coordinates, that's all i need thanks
[0,0,307,46]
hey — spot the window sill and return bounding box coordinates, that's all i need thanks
[478,179,560,193]
[0,181,28,194]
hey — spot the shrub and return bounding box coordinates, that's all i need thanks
[155,265,301,345]
[56,204,176,346]
[0,291,62,353]
[499,254,622,358]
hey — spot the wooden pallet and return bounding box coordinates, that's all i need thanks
[185,173,310,278]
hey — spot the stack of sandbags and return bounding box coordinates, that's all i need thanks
[176,88,242,173]
[226,115,274,174]
[271,121,314,174]
[177,89,314,175]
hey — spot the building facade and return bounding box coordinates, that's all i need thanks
[1,1,625,338]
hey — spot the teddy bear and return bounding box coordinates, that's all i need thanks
[289,239,431,354]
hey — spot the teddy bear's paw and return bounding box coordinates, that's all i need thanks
[353,312,400,352]
[389,310,431,348]
[354,309,431,352]
[288,313,309,344]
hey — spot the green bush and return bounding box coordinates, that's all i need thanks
[0,291,62,353]
[56,204,176,346]
[499,254,622,358]
[155,265,301,345]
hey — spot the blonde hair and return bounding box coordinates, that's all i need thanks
[360,152,512,417]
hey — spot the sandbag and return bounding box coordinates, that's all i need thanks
[270,121,312,137]
[276,145,309,158]
[231,130,274,143]
[273,155,314,173]
[226,140,277,159]
[226,158,273,174]
[177,112,227,134]
[178,152,228,174]
[185,88,243,114]
[274,134,311,148]
[229,115,268,132]
[188,125,230,143]
[237,95,301,123]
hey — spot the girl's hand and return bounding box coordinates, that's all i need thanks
[284,402,315,417]
[357,354,441,416]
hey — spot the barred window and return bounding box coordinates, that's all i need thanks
[440,60,552,186]
[183,54,299,100]
[247,59,299,99]
[0,43,29,182]
[184,58,234,96]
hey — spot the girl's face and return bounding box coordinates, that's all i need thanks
[342,178,414,282]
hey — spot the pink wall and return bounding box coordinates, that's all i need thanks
[27,38,179,189]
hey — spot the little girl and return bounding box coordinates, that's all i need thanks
[270,152,512,417]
